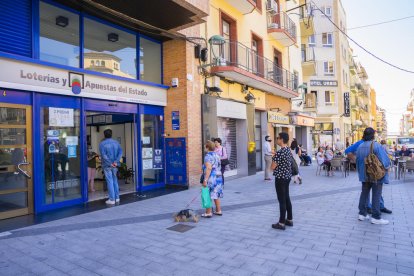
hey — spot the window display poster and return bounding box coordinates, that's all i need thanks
[143,159,153,170]
[68,145,77,158]
[142,147,153,159]
[143,136,151,145]
[49,107,74,127]
[66,136,78,146]
[153,149,163,169]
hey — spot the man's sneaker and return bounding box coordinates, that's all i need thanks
[380,208,392,214]
[371,218,389,225]
[358,215,369,221]
[105,200,115,205]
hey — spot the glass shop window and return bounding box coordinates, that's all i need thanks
[84,18,137,79]
[140,38,162,84]
[39,2,80,67]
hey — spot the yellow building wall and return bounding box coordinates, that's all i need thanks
[219,80,266,110]
[370,88,377,128]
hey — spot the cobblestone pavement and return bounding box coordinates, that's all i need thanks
[1,165,414,276]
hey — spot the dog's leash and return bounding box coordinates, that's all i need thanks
[184,189,202,209]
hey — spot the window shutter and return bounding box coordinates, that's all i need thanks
[0,0,32,57]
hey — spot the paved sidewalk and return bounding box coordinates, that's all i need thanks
[1,165,414,275]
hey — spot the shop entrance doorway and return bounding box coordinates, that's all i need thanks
[86,111,136,202]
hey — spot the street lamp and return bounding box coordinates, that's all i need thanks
[209,35,226,65]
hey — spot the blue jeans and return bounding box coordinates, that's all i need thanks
[367,194,385,209]
[104,167,119,201]
[359,182,383,219]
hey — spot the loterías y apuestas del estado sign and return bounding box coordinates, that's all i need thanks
[0,56,166,106]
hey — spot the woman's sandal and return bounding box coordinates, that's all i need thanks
[213,211,223,216]
[201,213,212,218]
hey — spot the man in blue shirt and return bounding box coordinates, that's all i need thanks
[356,128,391,225]
[99,129,123,205]
[345,139,392,214]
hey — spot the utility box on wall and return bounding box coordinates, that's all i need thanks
[165,138,187,186]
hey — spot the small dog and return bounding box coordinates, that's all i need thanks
[173,209,199,223]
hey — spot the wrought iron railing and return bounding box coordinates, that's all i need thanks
[267,11,297,40]
[211,39,298,91]
[299,3,314,19]
[301,46,315,62]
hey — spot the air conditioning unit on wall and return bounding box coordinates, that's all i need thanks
[267,0,278,14]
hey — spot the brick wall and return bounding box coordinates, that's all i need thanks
[163,26,203,187]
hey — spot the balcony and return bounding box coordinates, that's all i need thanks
[225,0,257,14]
[267,11,297,46]
[210,40,299,98]
[349,62,357,75]
[301,47,316,76]
[350,85,358,93]
[299,4,315,37]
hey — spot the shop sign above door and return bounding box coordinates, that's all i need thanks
[0,57,167,106]
[267,111,289,124]
[290,115,315,127]
[310,80,338,87]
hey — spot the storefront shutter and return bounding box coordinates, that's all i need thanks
[0,0,32,57]
[217,118,237,171]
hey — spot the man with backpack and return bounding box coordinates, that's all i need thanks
[356,128,391,225]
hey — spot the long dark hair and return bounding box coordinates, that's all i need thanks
[290,140,298,150]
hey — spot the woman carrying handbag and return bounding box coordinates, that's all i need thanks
[214,138,229,185]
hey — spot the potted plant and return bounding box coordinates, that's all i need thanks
[117,162,134,184]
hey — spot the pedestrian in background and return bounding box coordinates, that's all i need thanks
[290,140,302,184]
[271,132,293,230]
[201,140,223,218]
[264,135,274,181]
[356,128,391,225]
[87,145,98,192]
[214,138,228,185]
[99,129,123,205]
[325,145,334,176]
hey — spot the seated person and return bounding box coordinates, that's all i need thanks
[324,146,334,176]
[299,144,312,165]
[316,147,332,174]
[398,145,412,158]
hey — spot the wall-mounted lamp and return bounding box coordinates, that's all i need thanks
[245,92,255,103]
[56,16,68,27]
[241,85,249,94]
[108,33,119,42]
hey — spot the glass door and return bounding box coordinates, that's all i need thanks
[35,94,83,212]
[139,105,164,191]
[0,103,33,220]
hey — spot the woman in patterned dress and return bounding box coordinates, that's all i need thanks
[201,140,223,218]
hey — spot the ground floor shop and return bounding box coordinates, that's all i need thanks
[311,119,351,152]
[267,111,293,150]
[0,56,168,219]
[202,95,257,178]
[290,113,315,155]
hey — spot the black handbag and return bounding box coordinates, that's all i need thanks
[291,154,299,176]
[220,147,230,167]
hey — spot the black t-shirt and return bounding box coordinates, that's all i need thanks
[272,147,292,179]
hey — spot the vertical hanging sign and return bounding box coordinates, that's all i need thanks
[344,92,350,117]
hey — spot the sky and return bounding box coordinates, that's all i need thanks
[341,0,414,133]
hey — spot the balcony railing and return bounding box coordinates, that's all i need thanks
[212,39,298,91]
[301,47,315,62]
[267,11,297,40]
[299,3,314,19]
[304,93,316,108]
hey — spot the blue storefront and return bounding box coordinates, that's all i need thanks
[0,0,169,219]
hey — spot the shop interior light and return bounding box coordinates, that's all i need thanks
[108,33,119,42]
[56,16,69,27]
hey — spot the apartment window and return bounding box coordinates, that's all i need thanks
[220,12,237,64]
[324,91,335,105]
[251,34,263,75]
[39,2,80,67]
[322,33,333,47]
[308,35,316,47]
[323,61,335,75]
[323,6,332,17]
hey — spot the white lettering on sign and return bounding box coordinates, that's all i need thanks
[310,80,338,87]
[0,57,166,106]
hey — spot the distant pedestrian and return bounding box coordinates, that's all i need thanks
[271,132,293,230]
[264,135,274,181]
[99,129,123,205]
[356,128,391,225]
[214,138,228,185]
[87,145,99,192]
[290,140,302,184]
[201,140,223,218]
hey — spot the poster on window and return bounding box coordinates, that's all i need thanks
[217,117,238,176]
[49,107,74,127]
[153,149,163,169]
[142,147,153,159]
